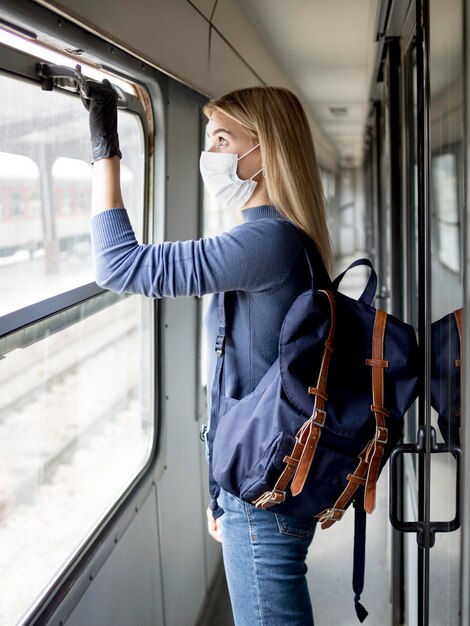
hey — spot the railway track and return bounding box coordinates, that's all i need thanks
[0,296,151,514]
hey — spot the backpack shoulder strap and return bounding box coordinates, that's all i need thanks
[207,291,228,519]
[284,222,331,290]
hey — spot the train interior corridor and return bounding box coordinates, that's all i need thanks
[0,0,468,625]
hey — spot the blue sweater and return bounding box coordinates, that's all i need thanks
[90,205,328,402]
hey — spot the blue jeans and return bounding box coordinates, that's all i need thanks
[218,488,316,626]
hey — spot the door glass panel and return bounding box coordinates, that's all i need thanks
[402,41,420,626]
[429,0,463,622]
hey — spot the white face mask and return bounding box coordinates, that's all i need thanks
[199,143,262,210]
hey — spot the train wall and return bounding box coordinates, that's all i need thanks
[35,0,337,171]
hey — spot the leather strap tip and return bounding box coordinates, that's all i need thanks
[290,484,302,497]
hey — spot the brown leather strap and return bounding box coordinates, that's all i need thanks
[364,309,388,514]
[255,301,390,520]
[315,445,370,528]
[253,290,336,510]
[291,290,336,496]
[315,309,390,526]
[454,308,463,341]
[252,437,306,509]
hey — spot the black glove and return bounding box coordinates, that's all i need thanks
[82,79,122,162]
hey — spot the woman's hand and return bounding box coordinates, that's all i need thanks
[82,80,124,216]
[82,79,122,162]
[207,507,223,543]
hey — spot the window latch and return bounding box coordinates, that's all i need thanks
[36,62,128,108]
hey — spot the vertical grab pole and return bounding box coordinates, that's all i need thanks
[416,0,432,624]
[461,0,470,624]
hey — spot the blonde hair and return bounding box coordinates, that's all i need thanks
[204,86,333,273]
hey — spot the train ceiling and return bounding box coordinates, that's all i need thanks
[237,0,379,168]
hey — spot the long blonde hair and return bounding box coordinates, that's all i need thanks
[204,86,333,273]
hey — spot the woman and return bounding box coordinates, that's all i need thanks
[84,81,333,626]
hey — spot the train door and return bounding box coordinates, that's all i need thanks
[388,0,464,624]
[367,0,465,623]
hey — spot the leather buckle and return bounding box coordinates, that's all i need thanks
[316,507,345,523]
[313,408,326,426]
[253,489,286,509]
[376,426,388,444]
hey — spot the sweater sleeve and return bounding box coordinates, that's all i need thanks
[90,208,302,298]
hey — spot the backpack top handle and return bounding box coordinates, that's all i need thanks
[330,258,377,306]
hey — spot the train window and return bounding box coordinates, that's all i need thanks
[0,33,154,625]
[203,179,240,235]
[198,129,238,394]
[428,0,464,620]
[431,151,460,273]
[0,70,144,317]
[10,189,25,217]
[0,294,153,625]
[320,167,336,210]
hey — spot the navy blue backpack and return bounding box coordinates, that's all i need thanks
[208,252,419,621]
[431,308,462,445]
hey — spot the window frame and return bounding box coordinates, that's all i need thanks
[0,42,149,338]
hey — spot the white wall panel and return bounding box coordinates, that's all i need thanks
[37,0,337,167]
[38,0,212,94]
[156,79,209,626]
[198,427,221,589]
[212,0,286,86]
[208,30,259,94]
[211,0,336,169]
[190,0,217,20]
[64,489,164,626]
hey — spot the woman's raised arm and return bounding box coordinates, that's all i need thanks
[92,156,124,217]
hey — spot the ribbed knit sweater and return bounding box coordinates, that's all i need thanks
[90,205,329,402]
